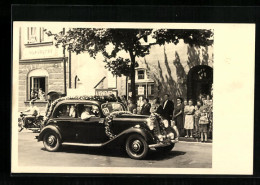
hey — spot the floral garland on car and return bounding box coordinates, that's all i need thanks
[46,95,118,119]
[148,113,167,137]
[105,111,132,139]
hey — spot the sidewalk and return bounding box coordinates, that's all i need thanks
[179,137,212,143]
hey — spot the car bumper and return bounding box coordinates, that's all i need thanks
[148,138,179,148]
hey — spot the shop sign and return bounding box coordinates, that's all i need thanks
[138,86,144,95]
[95,89,118,97]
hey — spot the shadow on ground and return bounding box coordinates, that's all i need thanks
[41,145,186,161]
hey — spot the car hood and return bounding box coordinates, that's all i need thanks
[116,114,149,120]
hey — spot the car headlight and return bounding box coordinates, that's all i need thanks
[146,118,154,130]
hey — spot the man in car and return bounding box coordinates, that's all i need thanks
[81,106,95,120]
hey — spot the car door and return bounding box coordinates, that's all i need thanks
[52,103,78,142]
[75,103,109,144]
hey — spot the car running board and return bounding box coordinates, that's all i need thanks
[62,142,103,147]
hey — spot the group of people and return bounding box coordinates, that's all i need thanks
[30,88,45,101]
[120,94,213,142]
[175,95,213,142]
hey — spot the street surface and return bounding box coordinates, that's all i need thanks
[18,131,212,168]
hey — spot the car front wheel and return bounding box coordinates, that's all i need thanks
[125,134,148,160]
[43,131,61,152]
[155,143,175,153]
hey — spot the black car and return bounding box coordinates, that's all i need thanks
[37,96,179,159]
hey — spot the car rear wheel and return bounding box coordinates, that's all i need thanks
[43,131,61,152]
[155,143,175,153]
[125,134,148,160]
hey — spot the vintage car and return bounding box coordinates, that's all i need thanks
[37,96,179,159]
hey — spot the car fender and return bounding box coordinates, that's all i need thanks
[38,125,62,142]
[103,126,155,146]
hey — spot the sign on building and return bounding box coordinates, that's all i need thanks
[95,89,118,97]
[138,86,145,95]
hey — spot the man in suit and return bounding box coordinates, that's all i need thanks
[162,94,174,126]
[140,98,151,115]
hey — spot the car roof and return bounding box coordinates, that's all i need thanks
[55,99,118,105]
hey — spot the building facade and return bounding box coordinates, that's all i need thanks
[18,27,213,114]
[18,27,69,113]
[134,41,213,102]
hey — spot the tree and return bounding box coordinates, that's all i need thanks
[152,29,214,47]
[47,28,152,102]
[46,28,213,102]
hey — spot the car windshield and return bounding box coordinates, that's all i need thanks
[101,102,126,116]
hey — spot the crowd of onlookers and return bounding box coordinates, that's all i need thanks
[119,94,213,142]
[22,92,213,142]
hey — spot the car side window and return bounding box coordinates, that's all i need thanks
[77,104,101,120]
[53,104,77,118]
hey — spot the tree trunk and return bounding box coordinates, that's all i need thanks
[129,51,136,103]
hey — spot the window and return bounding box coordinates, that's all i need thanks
[27,27,51,44]
[78,104,101,119]
[28,69,48,101]
[54,104,77,118]
[101,102,125,116]
[29,77,47,100]
[28,27,37,43]
[137,70,145,79]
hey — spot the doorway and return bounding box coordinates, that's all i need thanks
[187,65,213,101]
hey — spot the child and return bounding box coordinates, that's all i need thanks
[194,100,202,141]
[199,105,209,142]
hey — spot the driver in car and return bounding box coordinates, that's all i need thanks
[81,106,95,120]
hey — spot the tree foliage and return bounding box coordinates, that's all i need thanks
[46,28,213,101]
[46,28,152,77]
[153,29,213,47]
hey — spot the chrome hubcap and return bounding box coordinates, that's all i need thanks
[131,140,142,152]
[47,135,56,146]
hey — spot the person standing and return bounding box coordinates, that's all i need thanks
[184,99,195,138]
[121,95,128,108]
[150,97,163,115]
[137,96,144,114]
[150,97,170,127]
[194,100,202,141]
[173,97,184,136]
[127,98,137,114]
[140,98,151,115]
[199,103,209,142]
[161,94,174,126]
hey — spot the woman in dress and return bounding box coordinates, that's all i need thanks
[184,99,195,138]
[173,97,184,137]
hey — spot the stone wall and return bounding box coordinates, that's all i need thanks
[18,60,65,113]
[136,42,214,102]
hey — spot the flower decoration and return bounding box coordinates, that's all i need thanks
[148,113,167,140]
[46,95,118,120]
[104,111,132,139]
